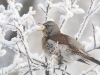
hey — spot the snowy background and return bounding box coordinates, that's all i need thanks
[0,0,100,75]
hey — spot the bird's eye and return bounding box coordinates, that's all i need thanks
[46,25,49,28]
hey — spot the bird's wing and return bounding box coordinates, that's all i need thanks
[50,33,100,65]
[50,33,90,57]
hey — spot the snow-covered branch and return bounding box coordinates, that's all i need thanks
[0,0,45,75]
[79,64,98,75]
[75,0,100,40]
[81,25,100,52]
[0,0,100,75]
[0,53,23,75]
[38,0,84,29]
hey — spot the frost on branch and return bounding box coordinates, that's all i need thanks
[75,0,100,40]
[0,0,100,75]
[79,64,98,75]
[0,0,45,75]
[81,25,100,52]
[0,53,23,75]
[38,0,84,29]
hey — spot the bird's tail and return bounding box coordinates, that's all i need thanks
[88,57,100,65]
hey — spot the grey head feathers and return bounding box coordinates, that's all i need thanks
[42,21,60,37]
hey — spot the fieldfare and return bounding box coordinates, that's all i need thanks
[39,21,100,66]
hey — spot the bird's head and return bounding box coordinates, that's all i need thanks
[39,21,60,37]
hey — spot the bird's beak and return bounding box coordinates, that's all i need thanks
[38,23,45,31]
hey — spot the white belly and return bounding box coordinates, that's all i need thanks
[44,39,81,65]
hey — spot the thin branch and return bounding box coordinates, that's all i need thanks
[92,22,96,48]
[75,0,100,40]
[55,67,71,75]
[45,2,50,21]
[40,7,46,13]
[21,41,33,75]
[8,23,33,75]
[23,65,71,75]
[60,0,75,30]
[7,23,24,40]
[45,57,49,75]
[1,56,23,75]
[0,36,45,65]
[79,64,98,75]
[71,0,77,5]
[87,0,94,14]
[9,24,45,65]
[16,43,21,53]
[60,18,65,29]
[60,8,69,30]
[62,65,67,75]
[23,65,40,75]
[87,48,100,52]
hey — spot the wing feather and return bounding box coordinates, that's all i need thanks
[50,33,89,57]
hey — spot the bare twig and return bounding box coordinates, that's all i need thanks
[75,0,100,40]
[60,2,71,30]
[62,65,67,75]
[79,64,98,75]
[55,67,71,75]
[92,22,96,48]
[44,1,51,75]
[87,0,95,14]
[45,57,49,75]
[45,1,50,21]
[60,18,65,30]
[40,7,46,13]
[23,65,41,75]
[0,37,45,65]
[16,43,21,53]
[87,48,100,52]
[21,41,33,75]
[23,65,71,75]
[8,23,33,75]
[71,0,77,5]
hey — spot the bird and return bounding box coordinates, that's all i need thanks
[39,21,100,66]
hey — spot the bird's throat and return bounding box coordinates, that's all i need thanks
[42,35,49,50]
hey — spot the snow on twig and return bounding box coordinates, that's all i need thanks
[79,64,98,75]
[0,0,100,75]
[92,22,96,49]
[75,0,100,40]
[0,0,45,75]
[81,25,100,52]
[0,53,23,75]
